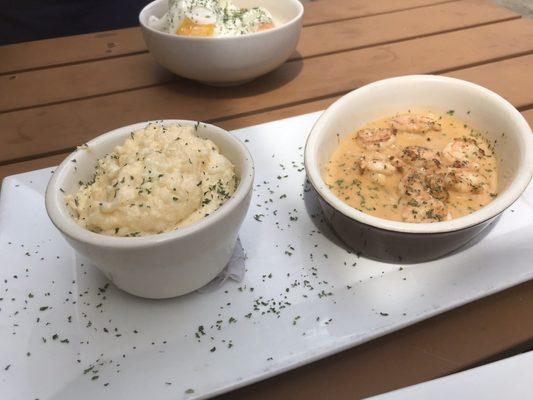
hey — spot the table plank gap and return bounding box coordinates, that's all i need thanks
[303,0,459,27]
[443,53,533,111]
[299,15,520,62]
[0,79,175,116]
[0,50,149,80]
[432,49,533,76]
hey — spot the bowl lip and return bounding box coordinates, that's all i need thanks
[138,0,304,41]
[45,119,254,249]
[304,74,533,235]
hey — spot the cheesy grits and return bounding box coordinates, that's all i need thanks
[66,123,237,236]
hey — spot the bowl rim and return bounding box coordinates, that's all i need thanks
[138,0,304,41]
[45,119,254,249]
[304,74,533,234]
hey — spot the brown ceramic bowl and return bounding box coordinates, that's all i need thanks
[304,75,533,263]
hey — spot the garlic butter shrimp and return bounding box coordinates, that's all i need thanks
[399,168,450,201]
[400,192,451,223]
[391,113,441,134]
[398,169,427,197]
[356,127,396,150]
[424,171,450,201]
[400,146,442,171]
[443,139,485,169]
[446,169,488,194]
[358,154,399,185]
[358,154,398,175]
[399,168,450,200]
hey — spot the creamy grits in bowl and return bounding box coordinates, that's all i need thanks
[46,120,254,298]
[305,75,533,263]
[139,0,303,85]
[65,123,237,237]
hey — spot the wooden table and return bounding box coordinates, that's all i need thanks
[1,0,532,398]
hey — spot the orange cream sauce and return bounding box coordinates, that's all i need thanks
[323,111,498,223]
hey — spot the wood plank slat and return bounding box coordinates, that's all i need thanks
[0,0,456,75]
[1,18,533,164]
[298,0,518,59]
[0,54,175,113]
[445,53,533,109]
[0,0,519,113]
[1,103,532,185]
[0,28,144,76]
[303,0,457,27]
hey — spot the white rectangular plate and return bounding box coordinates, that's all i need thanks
[366,351,533,400]
[1,112,533,400]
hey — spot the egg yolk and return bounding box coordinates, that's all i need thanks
[177,17,215,37]
[258,22,274,31]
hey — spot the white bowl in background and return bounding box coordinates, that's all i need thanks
[46,120,254,298]
[139,0,304,86]
[305,75,533,263]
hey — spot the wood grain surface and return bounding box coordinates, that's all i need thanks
[2,19,533,164]
[1,0,517,113]
[0,0,454,75]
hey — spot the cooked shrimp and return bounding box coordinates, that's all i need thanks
[356,127,396,149]
[424,171,449,201]
[401,192,450,223]
[447,169,487,194]
[358,155,397,175]
[399,169,450,201]
[358,154,398,184]
[400,146,442,170]
[391,113,441,134]
[443,139,485,169]
[398,170,427,197]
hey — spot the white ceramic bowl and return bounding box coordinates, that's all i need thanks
[46,120,254,298]
[305,75,533,262]
[139,0,304,85]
